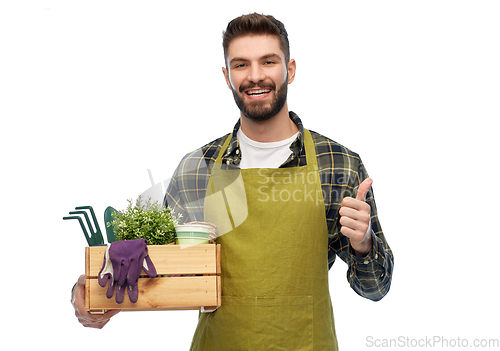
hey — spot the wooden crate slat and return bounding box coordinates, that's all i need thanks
[86,244,219,277]
[85,244,221,312]
[87,276,219,311]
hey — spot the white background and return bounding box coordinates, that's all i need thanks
[1,1,499,350]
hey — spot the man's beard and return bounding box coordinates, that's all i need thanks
[231,79,288,122]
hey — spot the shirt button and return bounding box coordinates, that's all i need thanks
[375,254,378,260]
[235,149,240,155]
[363,260,370,265]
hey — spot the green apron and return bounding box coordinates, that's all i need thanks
[190,129,338,350]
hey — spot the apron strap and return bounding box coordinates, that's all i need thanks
[302,129,318,169]
[215,134,232,165]
[215,129,317,168]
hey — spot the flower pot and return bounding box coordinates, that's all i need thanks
[175,237,209,245]
[175,223,211,246]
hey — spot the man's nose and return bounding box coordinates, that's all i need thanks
[248,64,265,83]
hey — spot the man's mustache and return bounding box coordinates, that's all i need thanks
[239,82,276,93]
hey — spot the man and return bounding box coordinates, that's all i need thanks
[72,13,393,350]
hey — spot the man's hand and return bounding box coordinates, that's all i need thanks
[339,178,373,257]
[72,275,120,328]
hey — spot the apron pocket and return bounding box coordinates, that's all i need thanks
[214,295,313,351]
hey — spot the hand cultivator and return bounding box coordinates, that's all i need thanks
[63,205,118,246]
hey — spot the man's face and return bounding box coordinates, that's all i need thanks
[223,35,295,122]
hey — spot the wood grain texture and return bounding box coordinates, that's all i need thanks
[86,244,220,276]
[85,244,221,312]
[87,276,219,311]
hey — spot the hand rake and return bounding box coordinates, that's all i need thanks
[63,206,115,246]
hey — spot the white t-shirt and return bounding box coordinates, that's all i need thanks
[237,129,299,169]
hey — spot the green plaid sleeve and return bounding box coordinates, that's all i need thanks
[163,136,226,223]
[319,139,394,302]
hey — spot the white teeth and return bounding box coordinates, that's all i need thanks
[247,89,271,95]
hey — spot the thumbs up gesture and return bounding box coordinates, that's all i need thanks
[339,178,373,257]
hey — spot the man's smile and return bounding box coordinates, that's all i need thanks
[245,88,272,100]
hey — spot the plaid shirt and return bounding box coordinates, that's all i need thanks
[164,112,393,301]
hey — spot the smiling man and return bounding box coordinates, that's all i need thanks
[167,14,394,350]
[71,13,394,350]
[224,35,293,124]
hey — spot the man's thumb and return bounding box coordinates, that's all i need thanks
[356,178,373,201]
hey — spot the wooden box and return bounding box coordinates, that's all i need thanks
[85,244,221,313]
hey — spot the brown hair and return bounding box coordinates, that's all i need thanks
[222,13,290,66]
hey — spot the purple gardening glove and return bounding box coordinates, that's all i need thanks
[98,239,157,304]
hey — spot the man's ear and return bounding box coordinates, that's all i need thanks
[287,59,296,84]
[222,67,232,90]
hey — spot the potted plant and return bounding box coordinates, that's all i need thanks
[106,196,181,245]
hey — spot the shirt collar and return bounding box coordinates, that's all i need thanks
[221,111,305,167]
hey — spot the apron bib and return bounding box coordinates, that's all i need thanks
[190,130,338,351]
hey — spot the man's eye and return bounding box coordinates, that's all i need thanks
[264,61,275,65]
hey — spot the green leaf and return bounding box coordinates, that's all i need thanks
[109,195,181,245]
